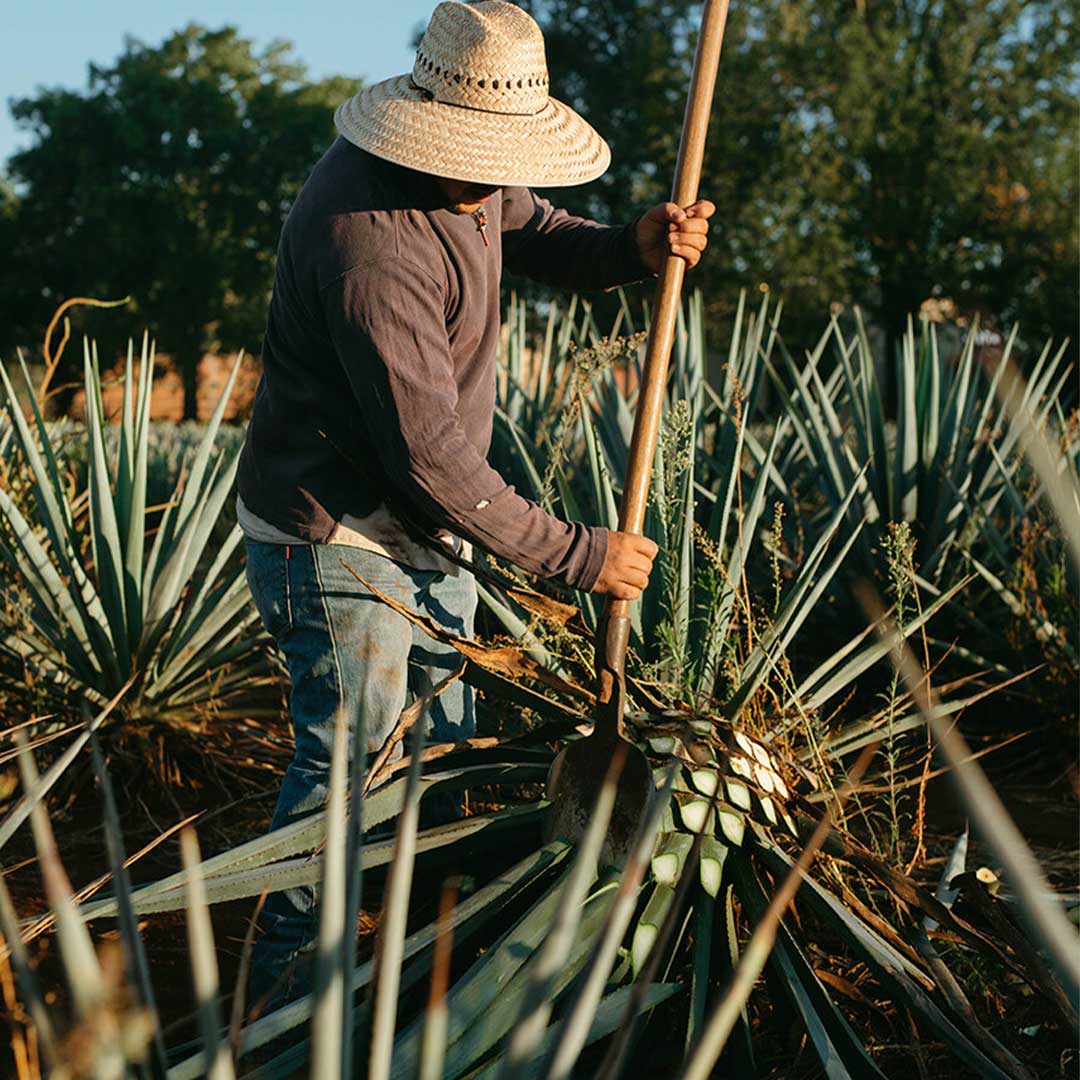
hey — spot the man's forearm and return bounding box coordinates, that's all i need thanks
[501,190,651,292]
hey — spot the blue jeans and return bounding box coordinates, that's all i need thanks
[243,540,477,1007]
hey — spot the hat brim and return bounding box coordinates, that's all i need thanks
[334,74,611,188]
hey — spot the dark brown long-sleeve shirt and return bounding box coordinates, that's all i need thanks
[236,136,647,591]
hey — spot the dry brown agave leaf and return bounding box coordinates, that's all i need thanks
[499,582,586,630]
[338,558,595,705]
[463,660,585,718]
[362,661,467,796]
[949,869,1077,1030]
[379,529,681,720]
[388,521,591,631]
[805,822,1037,987]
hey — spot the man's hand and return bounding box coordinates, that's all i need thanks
[591,532,659,600]
[635,200,716,274]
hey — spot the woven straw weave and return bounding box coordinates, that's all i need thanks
[335,1,610,187]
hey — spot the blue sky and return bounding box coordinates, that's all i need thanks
[1,1,437,167]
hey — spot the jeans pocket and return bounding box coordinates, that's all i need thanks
[245,541,293,641]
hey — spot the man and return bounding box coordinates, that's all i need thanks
[237,0,713,1004]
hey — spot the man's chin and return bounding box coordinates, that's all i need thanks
[446,195,495,215]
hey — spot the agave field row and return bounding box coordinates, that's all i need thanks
[0,292,1076,1078]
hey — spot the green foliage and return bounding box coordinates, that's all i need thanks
[2,25,355,416]
[484,290,1080,885]
[44,416,244,547]
[529,0,1079,354]
[880,520,918,860]
[490,289,868,718]
[0,337,272,725]
[769,310,1078,674]
[2,294,1074,1078]
[11,665,1051,1078]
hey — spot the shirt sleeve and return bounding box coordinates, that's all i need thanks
[321,256,609,591]
[500,187,651,291]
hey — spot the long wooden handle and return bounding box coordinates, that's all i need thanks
[593,0,730,736]
[608,0,730,623]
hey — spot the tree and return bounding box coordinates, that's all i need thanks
[793,0,1079,362]
[529,0,1078,372]
[0,177,31,343]
[4,25,355,416]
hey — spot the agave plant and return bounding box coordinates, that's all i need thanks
[4,308,1075,1077]
[13,290,1055,1074]
[765,313,1076,623]
[2,696,685,1079]
[0,336,275,733]
[13,619,1062,1079]
[487,290,995,878]
[488,291,986,742]
[491,290,841,707]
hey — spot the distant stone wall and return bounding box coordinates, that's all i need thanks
[67,352,262,423]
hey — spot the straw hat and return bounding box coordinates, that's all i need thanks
[334,1,611,188]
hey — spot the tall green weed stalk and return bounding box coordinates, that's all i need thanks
[650,399,694,689]
[882,520,917,862]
